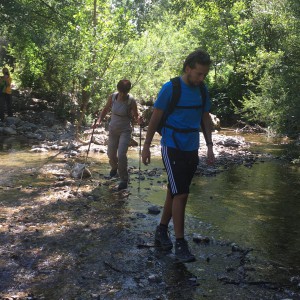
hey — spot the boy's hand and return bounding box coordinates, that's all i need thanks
[142,146,151,165]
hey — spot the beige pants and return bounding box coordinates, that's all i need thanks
[107,127,131,182]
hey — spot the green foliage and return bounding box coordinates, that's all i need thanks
[240,0,300,134]
[0,0,299,135]
[242,50,300,133]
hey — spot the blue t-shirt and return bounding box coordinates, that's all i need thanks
[154,77,211,151]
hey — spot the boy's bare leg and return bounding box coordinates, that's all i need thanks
[160,189,188,239]
[172,193,188,239]
[160,188,173,226]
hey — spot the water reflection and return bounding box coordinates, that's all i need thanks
[188,160,300,272]
[0,133,299,292]
[162,261,198,299]
[141,133,300,277]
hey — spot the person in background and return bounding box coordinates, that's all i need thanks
[142,49,215,263]
[94,79,143,190]
[0,67,13,122]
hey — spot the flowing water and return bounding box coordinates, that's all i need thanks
[0,132,299,299]
[143,132,300,276]
[188,159,300,268]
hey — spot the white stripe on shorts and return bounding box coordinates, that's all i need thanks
[162,145,177,194]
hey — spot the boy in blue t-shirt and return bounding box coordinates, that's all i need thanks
[142,49,215,263]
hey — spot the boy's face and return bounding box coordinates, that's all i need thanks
[186,63,209,87]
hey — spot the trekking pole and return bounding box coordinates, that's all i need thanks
[76,118,98,192]
[138,124,142,191]
[84,118,98,165]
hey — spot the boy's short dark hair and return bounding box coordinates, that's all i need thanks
[183,49,212,73]
[117,79,131,93]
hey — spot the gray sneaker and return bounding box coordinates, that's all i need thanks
[154,225,173,251]
[175,239,196,263]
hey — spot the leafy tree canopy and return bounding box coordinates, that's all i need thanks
[0,0,299,135]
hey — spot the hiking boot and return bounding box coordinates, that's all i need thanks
[154,225,173,251]
[118,181,128,190]
[110,169,118,177]
[175,239,196,263]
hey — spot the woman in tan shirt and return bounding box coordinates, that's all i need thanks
[95,79,142,190]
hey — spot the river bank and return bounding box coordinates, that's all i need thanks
[1,127,300,299]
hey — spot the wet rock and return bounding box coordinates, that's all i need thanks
[198,166,218,176]
[146,168,163,177]
[6,116,21,126]
[220,137,241,147]
[69,150,79,156]
[3,127,17,135]
[53,180,74,187]
[49,144,62,150]
[192,234,210,244]
[148,205,161,215]
[217,275,237,284]
[92,134,108,146]
[243,161,253,168]
[188,277,199,286]
[42,130,57,141]
[30,147,49,153]
[92,145,107,153]
[237,124,267,134]
[231,243,245,252]
[290,276,300,285]
[71,163,92,179]
[18,121,39,132]
[26,132,43,140]
[148,274,162,283]
[136,212,147,218]
[137,174,145,180]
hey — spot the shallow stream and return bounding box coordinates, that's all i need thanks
[0,131,299,299]
[132,132,300,288]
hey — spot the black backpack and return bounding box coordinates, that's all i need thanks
[156,77,207,137]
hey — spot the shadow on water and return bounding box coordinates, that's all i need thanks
[0,133,299,299]
[141,132,300,298]
[188,160,300,267]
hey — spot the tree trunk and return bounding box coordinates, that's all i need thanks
[75,0,97,140]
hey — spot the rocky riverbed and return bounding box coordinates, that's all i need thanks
[1,111,299,299]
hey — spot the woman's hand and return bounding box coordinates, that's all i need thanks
[138,116,145,126]
[92,118,100,129]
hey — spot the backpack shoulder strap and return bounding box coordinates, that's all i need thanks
[199,83,207,114]
[169,77,181,115]
[200,82,209,142]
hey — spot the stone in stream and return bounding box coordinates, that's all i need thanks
[2,127,17,135]
[148,205,161,215]
[70,163,92,179]
[192,234,210,244]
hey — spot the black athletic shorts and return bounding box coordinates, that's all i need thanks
[161,145,199,197]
